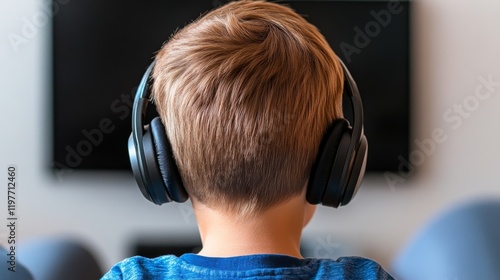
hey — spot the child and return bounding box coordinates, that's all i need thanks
[103,0,393,279]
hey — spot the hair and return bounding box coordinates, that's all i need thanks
[152,0,344,216]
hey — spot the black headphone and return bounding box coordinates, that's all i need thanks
[128,59,367,208]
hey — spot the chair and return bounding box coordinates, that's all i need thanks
[16,237,103,280]
[392,198,500,280]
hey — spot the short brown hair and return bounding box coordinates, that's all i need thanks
[152,0,343,216]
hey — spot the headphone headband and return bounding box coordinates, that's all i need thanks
[338,59,364,147]
[130,62,156,197]
[337,60,365,197]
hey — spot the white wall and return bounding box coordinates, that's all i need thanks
[1,0,500,272]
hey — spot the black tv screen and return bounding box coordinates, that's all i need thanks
[53,0,410,172]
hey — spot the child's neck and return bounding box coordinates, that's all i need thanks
[192,194,311,259]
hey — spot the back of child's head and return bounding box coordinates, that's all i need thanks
[152,0,344,216]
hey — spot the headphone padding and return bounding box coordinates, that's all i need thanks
[150,117,188,203]
[143,129,171,205]
[322,131,351,207]
[341,135,368,206]
[307,119,349,205]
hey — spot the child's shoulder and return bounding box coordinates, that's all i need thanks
[101,255,182,280]
[314,256,395,279]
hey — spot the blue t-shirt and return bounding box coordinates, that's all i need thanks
[102,253,394,279]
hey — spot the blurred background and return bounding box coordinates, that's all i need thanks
[1,0,500,277]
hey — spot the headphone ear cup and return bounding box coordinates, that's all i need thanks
[322,129,351,208]
[150,117,188,203]
[307,119,349,205]
[341,135,368,206]
[141,124,173,205]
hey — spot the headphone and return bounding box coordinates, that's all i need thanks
[128,59,368,208]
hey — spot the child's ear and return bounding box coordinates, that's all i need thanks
[303,203,317,228]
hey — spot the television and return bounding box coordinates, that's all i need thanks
[52,0,410,173]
